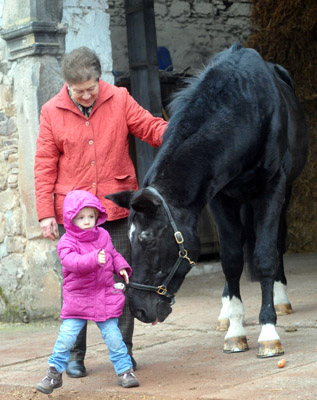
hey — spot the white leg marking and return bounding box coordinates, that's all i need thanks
[128,223,136,243]
[218,295,230,320]
[258,323,280,342]
[274,281,289,305]
[225,296,246,339]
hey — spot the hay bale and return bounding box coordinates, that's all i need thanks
[245,0,317,252]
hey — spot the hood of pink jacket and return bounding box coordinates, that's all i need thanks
[63,190,107,241]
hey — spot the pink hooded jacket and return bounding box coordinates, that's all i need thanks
[57,190,132,321]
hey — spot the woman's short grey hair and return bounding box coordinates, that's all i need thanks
[61,47,102,84]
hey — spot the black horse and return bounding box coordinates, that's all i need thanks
[107,44,308,358]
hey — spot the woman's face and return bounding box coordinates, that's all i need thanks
[68,78,99,107]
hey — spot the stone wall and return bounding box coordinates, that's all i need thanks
[109,0,251,75]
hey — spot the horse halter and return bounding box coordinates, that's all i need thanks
[128,186,196,299]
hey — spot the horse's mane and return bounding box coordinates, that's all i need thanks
[167,43,244,119]
[143,44,246,187]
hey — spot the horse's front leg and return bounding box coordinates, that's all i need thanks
[223,277,248,353]
[210,195,248,353]
[274,261,293,315]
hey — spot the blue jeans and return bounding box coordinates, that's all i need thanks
[48,318,132,375]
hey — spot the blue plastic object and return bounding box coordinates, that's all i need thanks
[157,46,173,71]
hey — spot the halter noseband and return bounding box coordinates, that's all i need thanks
[128,186,195,299]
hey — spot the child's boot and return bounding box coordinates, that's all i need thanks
[117,368,140,388]
[36,365,63,394]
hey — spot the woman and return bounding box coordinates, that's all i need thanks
[34,46,168,378]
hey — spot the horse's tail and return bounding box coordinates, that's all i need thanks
[241,204,258,282]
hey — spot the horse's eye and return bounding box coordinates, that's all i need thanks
[138,230,156,247]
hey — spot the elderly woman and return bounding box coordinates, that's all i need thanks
[34,46,167,378]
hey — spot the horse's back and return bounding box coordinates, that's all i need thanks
[166,44,308,185]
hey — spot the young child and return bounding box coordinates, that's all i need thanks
[36,190,139,394]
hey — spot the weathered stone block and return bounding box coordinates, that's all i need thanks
[229,3,251,17]
[0,188,19,211]
[24,240,61,319]
[0,213,5,242]
[0,254,23,293]
[1,21,67,60]
[0,236,8,259]
[4,104,16,118]
[7,173,18,188]
[6,117,17,135]
[6,236,27,254]
[154,3,168,18]
[4,209,22,236]
[169,1,191,19]
[194,3,215,17]
[0,121,7,136]
[0,153,7,189]
[8,153,18,164]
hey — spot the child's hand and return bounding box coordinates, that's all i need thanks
[98,249,106,264]
[119,268,129,284]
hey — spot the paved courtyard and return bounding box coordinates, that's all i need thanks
[0,253,316,399]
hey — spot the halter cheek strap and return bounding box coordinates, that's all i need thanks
[128,186,195,298]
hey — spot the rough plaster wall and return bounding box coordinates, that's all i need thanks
[62,0,114,83]
[109,0,251,75]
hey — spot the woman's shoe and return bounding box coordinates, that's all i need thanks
[66,360,87,378]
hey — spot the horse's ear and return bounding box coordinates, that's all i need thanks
[130,188,161,215]
[105,190,136,209]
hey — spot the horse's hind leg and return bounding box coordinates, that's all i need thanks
[210,195,248,353]
[274,186,294,315]
[252,174,286,358]
[257,277,284,358]
[216,281,230,331]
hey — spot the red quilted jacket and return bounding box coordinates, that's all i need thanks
[34,80,167,223]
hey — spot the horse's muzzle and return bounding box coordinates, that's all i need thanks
[128,288,173,323]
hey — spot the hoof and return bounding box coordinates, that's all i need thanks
[257,340,284,358]
[224,336,249,353]
[275,303,294,316]
[216,318,229,331]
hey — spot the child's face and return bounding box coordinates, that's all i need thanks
[73,207,97,230]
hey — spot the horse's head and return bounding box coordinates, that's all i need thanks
[106,187,201,324]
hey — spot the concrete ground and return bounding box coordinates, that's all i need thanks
[0,253,316,400]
